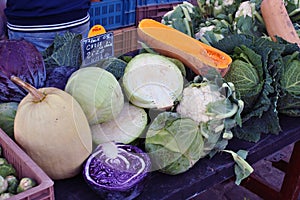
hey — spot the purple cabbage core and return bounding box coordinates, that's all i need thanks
[84,144,151,190]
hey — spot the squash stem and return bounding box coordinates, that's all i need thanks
[10,75,46,102]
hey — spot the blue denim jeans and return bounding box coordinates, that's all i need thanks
[8,22,90,52]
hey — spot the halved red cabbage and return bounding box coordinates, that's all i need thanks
[0,39,46,102]
[83,143,151,200]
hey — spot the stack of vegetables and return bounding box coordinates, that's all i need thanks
[0,146,36,198]
[0,31,249,198]
[1,0,300,198]
[162,0,300,142]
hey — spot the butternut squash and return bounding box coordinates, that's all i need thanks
[261,0,300,47]
[137,19,232,77]
[11,76,92,180]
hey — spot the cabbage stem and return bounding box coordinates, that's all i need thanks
[10,75,46,102]
[216,104,239,120]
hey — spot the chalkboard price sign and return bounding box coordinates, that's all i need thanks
[81,32,114,66]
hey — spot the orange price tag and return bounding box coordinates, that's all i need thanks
[88,25,106,38]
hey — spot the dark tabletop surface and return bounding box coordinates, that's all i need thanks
[54,115,300,200]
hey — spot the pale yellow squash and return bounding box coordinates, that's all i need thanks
[12,76,92,180]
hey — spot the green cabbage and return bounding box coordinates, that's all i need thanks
[42,32,82,68]
[65,67,124,125]
[0,102,18,138]
[91,102,147,145]
[145,112,203,175]
[278,51,300,116]
[122,53,184,109]
[218,37,286,142]
[84,57,127,80]
[224,45,264,112]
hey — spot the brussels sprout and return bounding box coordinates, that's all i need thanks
[0,176,8,194]
[0,164,16,178]
[5,175,18,194]
[16,178,36,193]
[0,192,13,199]
[0,159,8,166]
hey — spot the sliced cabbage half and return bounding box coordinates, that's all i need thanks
[91,102,147,145]
[122,53,184,109]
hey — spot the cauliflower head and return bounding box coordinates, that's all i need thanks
[176,82,225,123]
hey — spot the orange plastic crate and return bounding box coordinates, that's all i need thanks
[0,129,54,200]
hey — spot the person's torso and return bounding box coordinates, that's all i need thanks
[5,0,90,31]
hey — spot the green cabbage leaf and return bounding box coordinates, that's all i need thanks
[145,112,204,175]
[278,51,300,116]
[214,34,298,142]
[42,32,82,69]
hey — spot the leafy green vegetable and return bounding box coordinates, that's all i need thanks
[122,53,184,109]
[65,67,124,125]
[42,32,82,68]
[286,0,300,22]
[145,112,204,175]
[0,102,18,138]
[221,36,284,142]
[91,102,148,145]
[233,1,265,36]
[45,65,79,90]
[162,0,265,45]
[83,143,151,200]
[162,2,198,37]
[161,0,300,143]
[222,149,254,185]
[176,76,244,157]
[83,57,127,80]
[278,51,300,116]
[224,45,264,113]
[145,75,244,175]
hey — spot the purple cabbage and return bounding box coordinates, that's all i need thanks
[0,39,46,102]
[45,66,79,90]
[83,143,151,200]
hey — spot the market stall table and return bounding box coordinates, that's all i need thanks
[54,115,300,200]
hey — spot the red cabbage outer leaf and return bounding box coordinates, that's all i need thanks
[45,66,79,90]
[83,143,151,200]
[0,39,46,102]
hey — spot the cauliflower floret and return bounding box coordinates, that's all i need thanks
[223,0,234,6]
[176,84,224,123]
[235,1,255,18]
[195,25,216,39]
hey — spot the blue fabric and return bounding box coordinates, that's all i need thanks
[5,0,90,26]
[8,22,90,52]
